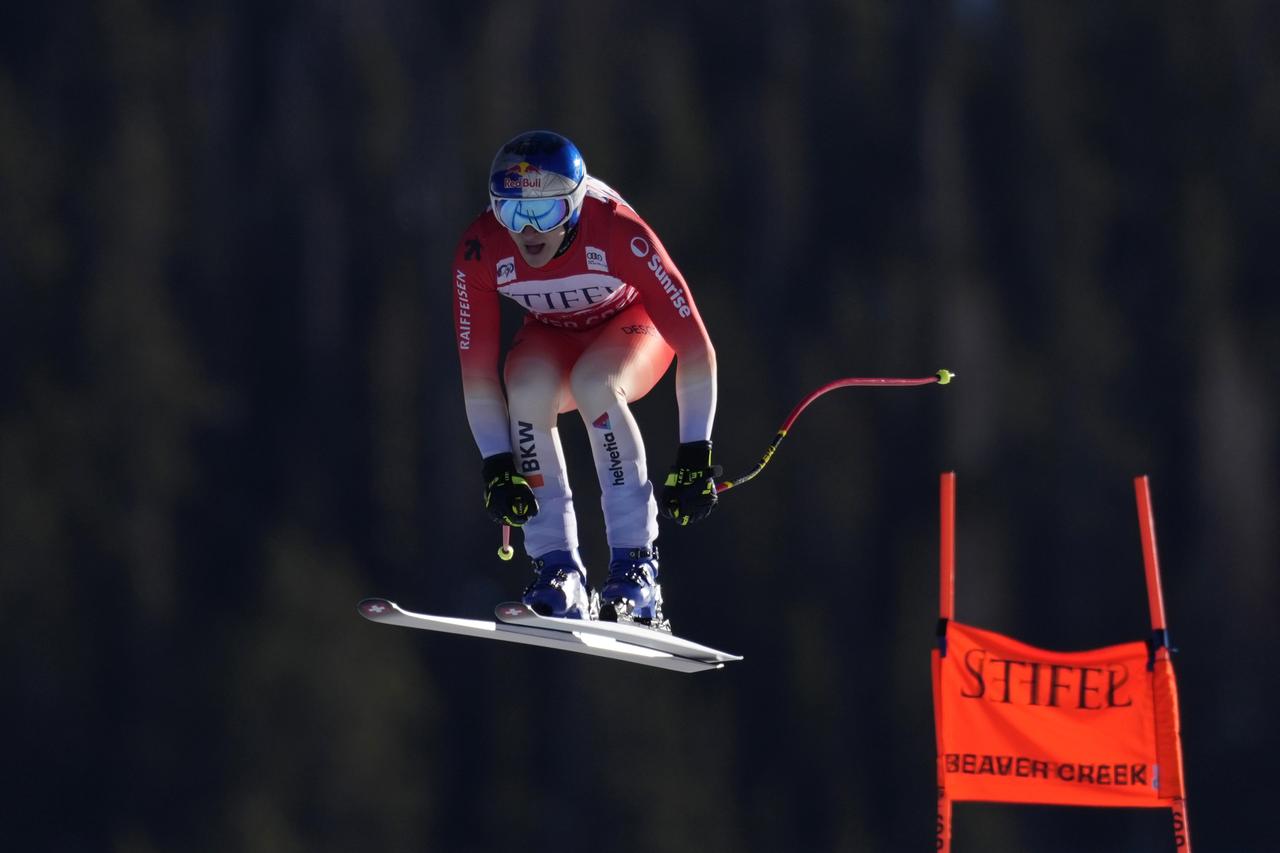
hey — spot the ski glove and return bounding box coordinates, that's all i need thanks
[660,440,722,526]
[482,452,539,526]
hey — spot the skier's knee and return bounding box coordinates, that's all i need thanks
[505,382,556,426]
[568,367,624,415]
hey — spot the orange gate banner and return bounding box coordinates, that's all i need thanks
[935,620,1185,808]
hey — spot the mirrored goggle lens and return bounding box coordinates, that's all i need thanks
[492,196,572,233]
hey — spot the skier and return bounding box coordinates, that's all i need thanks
[452,130,719,625]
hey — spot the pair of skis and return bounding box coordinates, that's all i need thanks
[358,598,740,673]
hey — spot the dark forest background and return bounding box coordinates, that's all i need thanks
[3,1,1277,851]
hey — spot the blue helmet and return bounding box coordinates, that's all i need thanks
[488,130,589,232]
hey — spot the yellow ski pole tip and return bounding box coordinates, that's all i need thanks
[936,369,954,385]
[498,545,515,561]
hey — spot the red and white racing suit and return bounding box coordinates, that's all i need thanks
[452,178,717,556]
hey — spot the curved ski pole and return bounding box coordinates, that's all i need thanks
[715,369,954,494]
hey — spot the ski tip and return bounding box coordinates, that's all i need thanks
[358,598,396,620]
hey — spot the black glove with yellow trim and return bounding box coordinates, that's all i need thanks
[660,440,722,526]
[482,452,538,526]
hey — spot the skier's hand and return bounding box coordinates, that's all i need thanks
[482,452,539,526]
[660,440,722,526]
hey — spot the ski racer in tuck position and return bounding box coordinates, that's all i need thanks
[452,130,720,627]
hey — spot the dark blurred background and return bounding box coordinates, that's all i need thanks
[3,1,1276,851]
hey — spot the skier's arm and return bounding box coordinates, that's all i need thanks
[613,209,720,525]
[453,234,511,458]
[613,210,717,443]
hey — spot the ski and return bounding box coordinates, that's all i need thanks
[357,598,729,673]
[493,602,742,665]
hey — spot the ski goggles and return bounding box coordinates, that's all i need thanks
[490,195,575,233]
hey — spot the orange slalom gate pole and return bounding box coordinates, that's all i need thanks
[1135,475,1168,633]
[940,472,956,623]
[934,472,957,852]
[1133,476,1192,851]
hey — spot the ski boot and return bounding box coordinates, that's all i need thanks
[522,549,591,619]
[598,546,668,631]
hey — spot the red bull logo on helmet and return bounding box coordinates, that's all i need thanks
[503,161,543,190]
